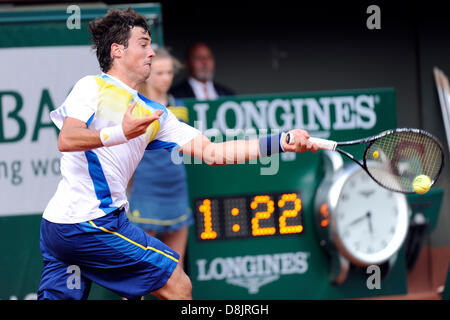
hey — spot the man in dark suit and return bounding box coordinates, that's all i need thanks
[170,42,235,100]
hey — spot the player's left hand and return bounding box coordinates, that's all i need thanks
[281,129,319,153]
[122,101,164,140]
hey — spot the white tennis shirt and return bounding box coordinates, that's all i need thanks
[43,74,201,223]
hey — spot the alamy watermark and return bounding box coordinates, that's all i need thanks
[66,264,81,290]
[66,5,81,30]
[366,5,381,30]
[366,265,381,290]
[169,122,286,176]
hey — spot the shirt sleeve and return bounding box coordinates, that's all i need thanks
[146,108,201,152]
[50,76,98,129]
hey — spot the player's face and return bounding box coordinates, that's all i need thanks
[122,27,155,82]
[188,44,215,82]
[148,57,174,93]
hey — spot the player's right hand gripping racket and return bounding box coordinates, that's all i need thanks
[286,128,445,193]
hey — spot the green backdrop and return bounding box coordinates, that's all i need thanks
[184,89,414,299]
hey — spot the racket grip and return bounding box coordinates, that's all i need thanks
[286,133,337,151]
[309,137,337,151]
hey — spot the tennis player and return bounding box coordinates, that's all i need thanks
[37,8,317,300]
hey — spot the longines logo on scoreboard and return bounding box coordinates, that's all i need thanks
[191,94,380,139]
[195,251,310,294]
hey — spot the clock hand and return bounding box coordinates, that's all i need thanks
[359,190,375,198]
[367,211,374,235]
[347,214,368,228]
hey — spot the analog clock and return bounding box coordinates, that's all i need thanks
[315,151,410,283]
[331,165,409,266]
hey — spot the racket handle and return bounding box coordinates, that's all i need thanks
[309,137,337,151]
[286,133,337,151]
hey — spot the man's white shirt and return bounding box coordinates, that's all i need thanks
[188,77,218,100]
[43,74,200,223]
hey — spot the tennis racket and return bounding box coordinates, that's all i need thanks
[286,128,445,193]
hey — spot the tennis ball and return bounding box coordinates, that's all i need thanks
[412,175,431,194]
[373,150,379,159]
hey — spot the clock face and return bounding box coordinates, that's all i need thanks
[332,166,409,265]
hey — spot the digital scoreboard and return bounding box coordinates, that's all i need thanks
[194,192,304,241]
[184,89,412,299]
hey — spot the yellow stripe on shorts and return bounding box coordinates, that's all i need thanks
[88,220,179,263]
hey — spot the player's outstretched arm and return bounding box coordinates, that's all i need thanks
[58,101,163,152]
[179,134,259,166]
[179,129,318,166]
[58,117,103,152]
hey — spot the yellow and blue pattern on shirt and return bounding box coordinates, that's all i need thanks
[167,106,189,123]
[81,75,170,215]
[93,74,168,145]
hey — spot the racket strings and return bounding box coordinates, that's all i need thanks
[365,131,443,192]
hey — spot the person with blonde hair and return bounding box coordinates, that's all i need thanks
[127,47,192,267]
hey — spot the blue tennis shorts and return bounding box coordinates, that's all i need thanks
[38,209,180,300]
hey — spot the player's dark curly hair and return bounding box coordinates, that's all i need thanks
[88,8,150,72]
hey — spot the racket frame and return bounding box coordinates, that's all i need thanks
[333,128,445,193]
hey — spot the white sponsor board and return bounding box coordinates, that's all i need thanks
[0,46,100,216]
